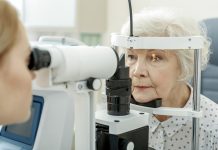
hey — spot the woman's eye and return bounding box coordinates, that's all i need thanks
[150,53,162,62]
[126,54,137,65]
[127,55,136,60]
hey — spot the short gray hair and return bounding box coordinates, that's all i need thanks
[121,7,211,81]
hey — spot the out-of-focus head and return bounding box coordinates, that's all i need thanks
[0,0,19,56]
[120,7,210,103]
[0,0,35,125]
[121,7,210,81]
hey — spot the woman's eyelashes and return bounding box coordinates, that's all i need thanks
[126,50,168,67]
[127,53,164,64]
[127,54,137,60]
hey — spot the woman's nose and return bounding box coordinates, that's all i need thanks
[133,59,149,77]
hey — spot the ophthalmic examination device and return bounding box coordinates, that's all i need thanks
[0,33,204,150]
[0,1,204,150]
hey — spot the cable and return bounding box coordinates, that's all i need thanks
[128,0,133,36]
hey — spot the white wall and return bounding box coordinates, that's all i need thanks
[76,0,107,33]
[9,0,107,42]
[9,0,218,44]
[104,0,218,45]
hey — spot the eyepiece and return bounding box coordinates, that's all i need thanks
[28,48,51,71]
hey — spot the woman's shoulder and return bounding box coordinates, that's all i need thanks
[200,95,218,112]
[199,95,218,137]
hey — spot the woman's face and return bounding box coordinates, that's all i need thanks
[0,24,35,124]
[127,49,181,103]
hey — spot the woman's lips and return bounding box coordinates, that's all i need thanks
[134,86,152,89]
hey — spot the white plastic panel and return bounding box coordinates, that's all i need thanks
[111,34,204,49]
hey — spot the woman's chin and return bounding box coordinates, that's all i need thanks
[16,108,31,124]
[134,97,154,103]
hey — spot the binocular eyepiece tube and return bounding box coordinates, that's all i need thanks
[28,46,131,116]
[28,48,51,71]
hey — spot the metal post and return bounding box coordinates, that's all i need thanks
[192,49,201,150]
[74,91,92,150]
[90,91,96,150]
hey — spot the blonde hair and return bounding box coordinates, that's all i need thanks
[0,0,19,57]
[121,7,211,81]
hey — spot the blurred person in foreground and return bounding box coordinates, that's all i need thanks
[0,0,35,125]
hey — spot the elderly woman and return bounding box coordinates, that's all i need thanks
[0,0,35,125]
[120,8,218,150]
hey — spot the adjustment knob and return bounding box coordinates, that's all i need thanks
[87,78,102,90]
[126,142,134,150]
[119,138,134,150]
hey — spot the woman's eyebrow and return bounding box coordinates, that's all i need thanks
[148,49,166,53]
